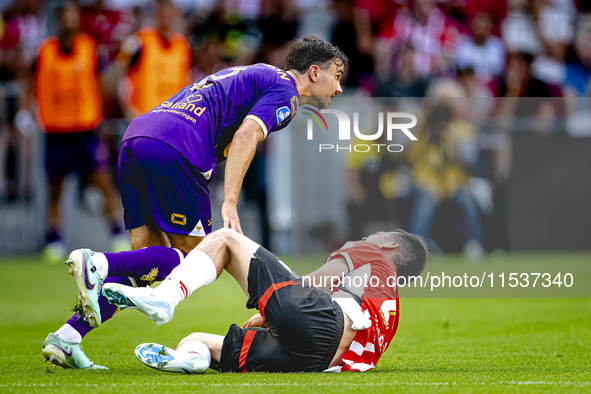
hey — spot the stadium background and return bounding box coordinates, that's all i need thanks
[0,0,589,391]
[1,0,590,256]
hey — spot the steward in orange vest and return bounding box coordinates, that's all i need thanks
[35,33,103,132]
[25,2,124,265]
[117,0,191,117]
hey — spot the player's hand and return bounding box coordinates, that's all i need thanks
[242,313,267,328]
[221,202,243,234]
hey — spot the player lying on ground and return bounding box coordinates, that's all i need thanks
[41,35,348,370]
[99,228,426,373]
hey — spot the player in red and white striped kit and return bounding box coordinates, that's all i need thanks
[102,228,426,373]
[321,241,403,372]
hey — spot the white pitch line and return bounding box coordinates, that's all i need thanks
[2,382,591,388]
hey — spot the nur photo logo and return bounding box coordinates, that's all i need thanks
[301,105,418,153]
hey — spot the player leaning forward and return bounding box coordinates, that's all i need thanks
[106,229,426,373]
[121,34,346,250]
[41,36,348,370]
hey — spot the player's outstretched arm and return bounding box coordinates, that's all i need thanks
[222,119,265,234]
[302,257,349,290]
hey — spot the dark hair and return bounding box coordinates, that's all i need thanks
[156,0,175,7]
[456,66,475,77]
[388,229,427,283]
[57,0,81,26]
[58,0,80,14]
[284,35,348,73]
[473,12,493,25]
[511,52,535,66]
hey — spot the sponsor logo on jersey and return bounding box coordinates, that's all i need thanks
[158,98,206,117]
[276,106,291,125]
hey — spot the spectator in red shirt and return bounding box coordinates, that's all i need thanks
[377,0,459,79]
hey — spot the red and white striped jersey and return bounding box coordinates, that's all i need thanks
[384,6,458,77]
[326,242,399,372]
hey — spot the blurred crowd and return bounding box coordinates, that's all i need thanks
[0,0,590,257]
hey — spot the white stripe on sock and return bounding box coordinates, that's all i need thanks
[55,324,82,344]
[156,250,218,306]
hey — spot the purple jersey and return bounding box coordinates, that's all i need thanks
[122,63,299,179]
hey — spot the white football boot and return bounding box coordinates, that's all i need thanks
[102,283,174,326]
[65,249,103,328]
[135,343,210,374]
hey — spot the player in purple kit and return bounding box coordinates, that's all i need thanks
[42,36,348,369]
[123,36,346,251]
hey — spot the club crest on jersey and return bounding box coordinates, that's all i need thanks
[276,106,291,125]
[140,268,159,282]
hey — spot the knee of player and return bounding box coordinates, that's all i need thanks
[210,228,236,244]
[175,332,205,350]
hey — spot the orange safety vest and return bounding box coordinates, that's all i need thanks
[35,34,103,132]
[126,28,191,115]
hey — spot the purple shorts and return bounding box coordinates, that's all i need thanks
[117,137,212,236]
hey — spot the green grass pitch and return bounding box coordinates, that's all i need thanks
[0,253,589,393]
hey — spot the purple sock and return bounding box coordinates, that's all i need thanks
[67,247,184,339]
[67,276,131,339]
[104,246,182,281]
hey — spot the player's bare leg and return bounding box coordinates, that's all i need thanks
[129,225,205,255]
[192,228,260,294]
[130,225,170,249]
[167,232,204,256]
